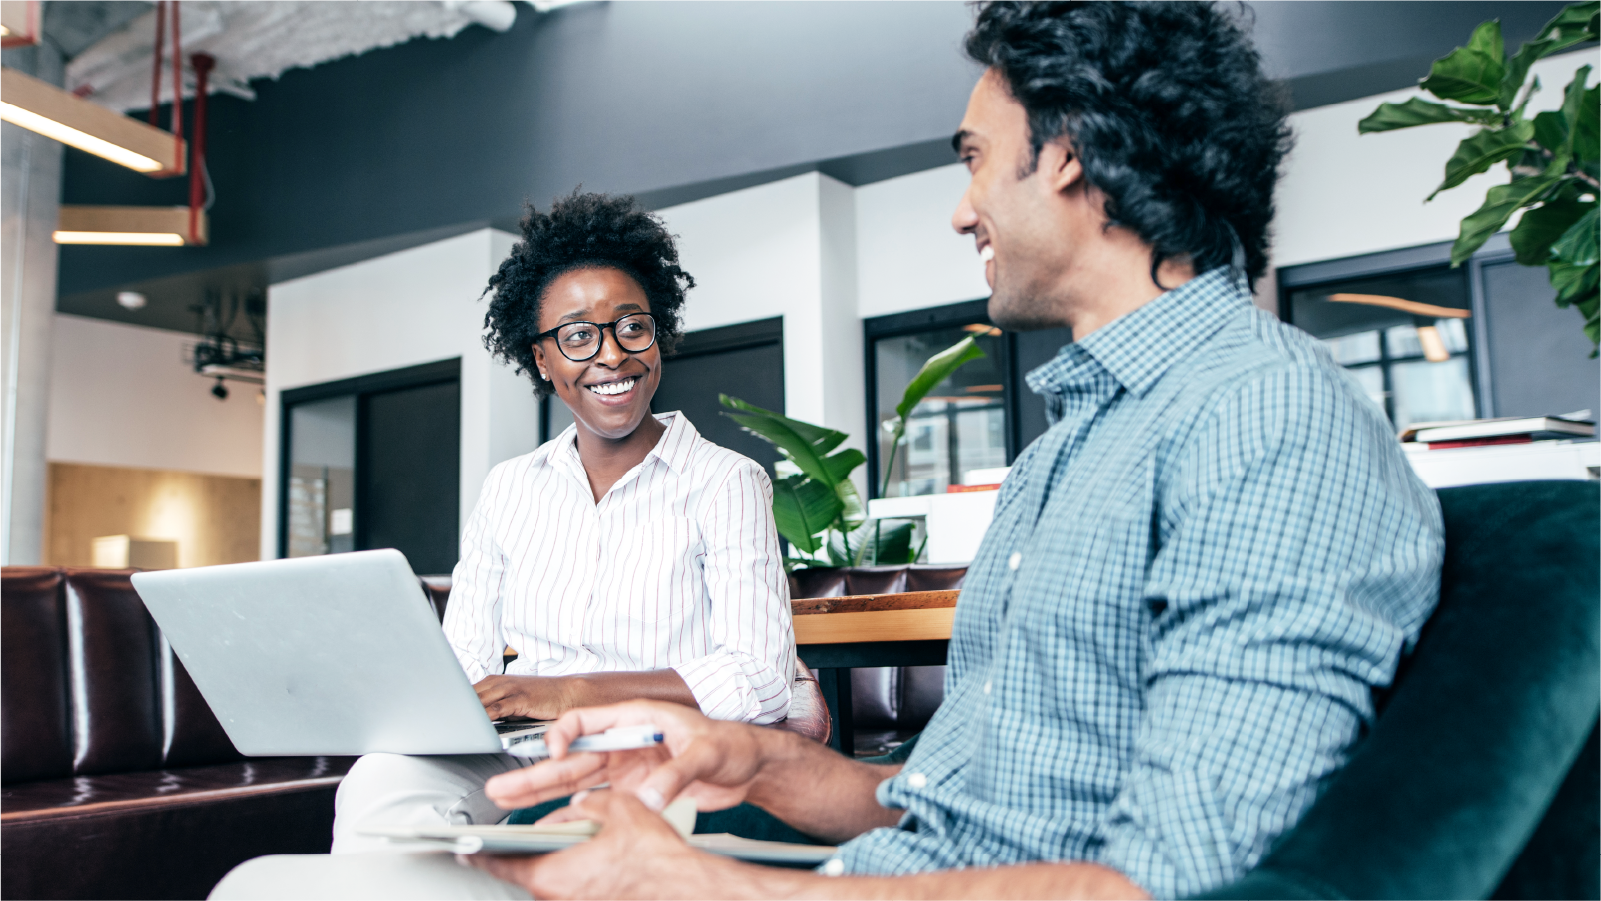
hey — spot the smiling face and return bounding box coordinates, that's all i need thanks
[531,267,663,443]
[951,69,1089,331]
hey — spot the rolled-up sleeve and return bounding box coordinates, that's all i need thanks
[442,464,512,684]
[1098,366,1444,897]
[671,461,796,724]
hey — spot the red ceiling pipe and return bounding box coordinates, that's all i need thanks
[188,52,213,246]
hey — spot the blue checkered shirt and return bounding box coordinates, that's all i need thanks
[832,268,1444,897]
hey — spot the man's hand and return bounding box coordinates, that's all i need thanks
[474,675,575,721]
[464,788,735,900]
[484,700,767,815]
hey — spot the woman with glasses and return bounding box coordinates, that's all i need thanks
[330,191,795,850]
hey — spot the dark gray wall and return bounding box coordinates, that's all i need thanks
[1480,259,1600,421]
[54,0,1572,332]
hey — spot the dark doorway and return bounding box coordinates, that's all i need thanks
[279,359,461,576]
[359,378,461,575]
[652,317,785,476]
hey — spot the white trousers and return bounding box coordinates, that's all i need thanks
[331,752,526,854]
[210,853,532,900]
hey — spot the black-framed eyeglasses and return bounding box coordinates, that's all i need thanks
[535,312,658,362]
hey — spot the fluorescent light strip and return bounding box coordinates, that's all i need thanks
[53,230,185,246]
[0,102,163,172]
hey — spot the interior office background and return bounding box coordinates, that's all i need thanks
[2,0,1595,572]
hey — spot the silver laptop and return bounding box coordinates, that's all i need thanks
[131,549,546,756]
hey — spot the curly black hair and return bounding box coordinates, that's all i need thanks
[965,1,1292,287]
[483,190,695,397]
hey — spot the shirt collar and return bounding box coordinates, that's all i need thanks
[547,410,696,479]
[1027,266,1249,401]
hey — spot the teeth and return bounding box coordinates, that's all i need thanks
[588,378,636,396]
[979,246,994,262]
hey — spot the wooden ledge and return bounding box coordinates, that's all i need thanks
[791,590,959,616]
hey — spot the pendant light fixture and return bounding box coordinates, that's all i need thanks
[0,67,185,174]
[0,1,40,48]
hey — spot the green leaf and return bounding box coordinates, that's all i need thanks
[1561,65,1595,156]
[1430,122,1536,199]
[1510,196,1592,264]
[1549,258,1600,306]
[1357,98,1502,133]
[835,477,866,531]
[895,336,987,421]
[1421,21,1507,106]
[719,395,845,456]
[1502,39,1554,109]
[770,474,841,555]
[719,395,846,487]
[1537,1,1600,53]
[822,447,866,486]
[1573,84,1599,164]
[1534,109,1570,152]
[1552,207,1601,266]
[1451,168,1565,264]
[867,521,916,566]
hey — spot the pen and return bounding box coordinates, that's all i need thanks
[505,723,664,760]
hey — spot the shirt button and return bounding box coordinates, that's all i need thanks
[906,772,927,789]
[1008,552,1022,571]
[821,858,845,877]
[983,680,992,695]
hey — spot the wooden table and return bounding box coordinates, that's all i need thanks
[792,590,957,754]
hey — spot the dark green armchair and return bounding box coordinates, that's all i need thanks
[1198,479,1600,900]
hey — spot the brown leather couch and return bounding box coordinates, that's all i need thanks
[1,567,355,900]
[787,564,967,756]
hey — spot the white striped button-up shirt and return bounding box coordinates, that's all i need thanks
[443,411,795,724]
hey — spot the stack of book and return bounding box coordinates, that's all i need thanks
[1401,416,1596,450]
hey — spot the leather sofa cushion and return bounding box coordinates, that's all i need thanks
[65,569,165,776]
[2,568,73,783]
[2,757,354,900]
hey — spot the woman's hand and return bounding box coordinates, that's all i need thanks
[483,700,772,815]
[474,675,575,721]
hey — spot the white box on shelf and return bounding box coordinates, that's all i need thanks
[1403,440,1599,488]
[867,489,1000,564]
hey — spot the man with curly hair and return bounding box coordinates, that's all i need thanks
[460,3,1443,899]
[214,3,1445,898]
[327,191,796,853]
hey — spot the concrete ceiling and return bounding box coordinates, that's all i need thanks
[64,0,520,109]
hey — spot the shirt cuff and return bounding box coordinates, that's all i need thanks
[672,653,790,724]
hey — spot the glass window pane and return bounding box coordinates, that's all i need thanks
[286,395,356,557]
[1386,325,1423,359]
[1391,356,1476,430]
[1437,317,1469,353]
[1344,365,1386,412]
[1323,331,1380,365]
[875,325,1006,497]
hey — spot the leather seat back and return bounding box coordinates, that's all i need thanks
[1,568,243,785]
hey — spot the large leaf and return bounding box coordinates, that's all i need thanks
[868,521,916,565]
[895,335,988,421]
[822,447,866,485]
[1533,109,1570,152]
[1430,121,1536,198]
[1570,79,1599,164]
[1552,207,1601,266]
[1510,196,1592,264]
[1549,258,1600,307]
[1501,38,1555,109]
[771,474,841,555]
[1561,65,1595,157]
[1421,20,1506,106]
[1451,167,1565,264]
[1538,1,1601,53]
[720,395,846,455]
[1358,98,1502,133]
[720,395,845,487]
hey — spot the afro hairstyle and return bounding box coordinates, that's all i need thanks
[482,190,694,397]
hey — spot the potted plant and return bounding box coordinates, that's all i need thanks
[1358,2,1599,352]
[720,335,986,570]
